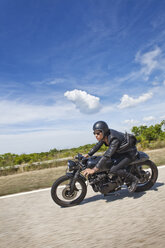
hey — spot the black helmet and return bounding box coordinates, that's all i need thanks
[93,121,110,137]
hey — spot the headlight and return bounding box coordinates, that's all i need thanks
[68,160,77,171]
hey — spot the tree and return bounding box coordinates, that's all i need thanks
[131,121,165,148]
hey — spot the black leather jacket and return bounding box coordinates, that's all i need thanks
[88,129,137,170]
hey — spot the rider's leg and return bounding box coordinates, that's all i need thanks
[110,156,138,193]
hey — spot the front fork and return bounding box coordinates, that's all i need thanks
[66,168,86,194]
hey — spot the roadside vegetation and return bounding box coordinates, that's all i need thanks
[0,121,165,196]
[132,120,165,150]
[0,121,165,175]
[0,148,165,196]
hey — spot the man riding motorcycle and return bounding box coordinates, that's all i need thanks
[83,121,139,193]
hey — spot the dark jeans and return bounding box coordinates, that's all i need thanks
[110,149,137,176]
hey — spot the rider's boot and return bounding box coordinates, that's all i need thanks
[117,170,139,193]
[127,174,139,193]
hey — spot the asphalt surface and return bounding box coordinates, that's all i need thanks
[0,166,165,248]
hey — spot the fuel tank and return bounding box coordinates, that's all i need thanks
[87,156,114,171]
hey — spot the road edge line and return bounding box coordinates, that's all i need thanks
[0,165,165,200]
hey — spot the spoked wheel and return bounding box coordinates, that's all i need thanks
[134,160,158,192]
[51,175,87,207]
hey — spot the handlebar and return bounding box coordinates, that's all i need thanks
[75,153,84,160]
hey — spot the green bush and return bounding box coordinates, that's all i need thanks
[0,121,165,169]
[132,120,165,149]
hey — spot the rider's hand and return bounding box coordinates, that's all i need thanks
[83,167,98,177]
[83,168,95,177]
[84,154,89,158]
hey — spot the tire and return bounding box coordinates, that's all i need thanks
[135,160,158,192]
[51,175,87,207]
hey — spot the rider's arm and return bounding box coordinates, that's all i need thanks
[95,138,120,170]
[83,139,119,176]
[88,140,104,156]
[103,138,119,158]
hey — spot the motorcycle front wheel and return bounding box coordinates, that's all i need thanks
[51,175,87,207]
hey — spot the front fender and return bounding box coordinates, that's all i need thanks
[66,172,74,177]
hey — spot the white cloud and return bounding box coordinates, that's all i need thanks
[114,47,163,84]
[124,119,140,125]
[0,100,77,125]
[64,89,101,114]
[135,47,161,78]
[118,92,153,109]
[31,77,69,86]
[47,78,67,85]
[152,81,160,86]
[143,116,155,122]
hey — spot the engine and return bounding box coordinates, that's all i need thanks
[89,172,118,194]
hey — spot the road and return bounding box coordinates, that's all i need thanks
[0,166,165,248]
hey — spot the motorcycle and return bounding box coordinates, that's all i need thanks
[51,151,158,207]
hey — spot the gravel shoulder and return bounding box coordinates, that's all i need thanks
[0,167,165,248]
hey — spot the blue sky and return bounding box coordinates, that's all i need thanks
[0,0,165,154]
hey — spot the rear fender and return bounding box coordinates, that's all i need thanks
[130,151,149,165]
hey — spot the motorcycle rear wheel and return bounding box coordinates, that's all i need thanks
[135,160,158,192]
[51,175,87,207]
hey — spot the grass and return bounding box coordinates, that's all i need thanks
[0,166,66,196]
[0,147,165,196]
[0,159,67,176]
[145,147,165,166]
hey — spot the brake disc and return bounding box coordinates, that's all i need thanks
[62,187,78,200]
